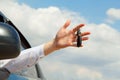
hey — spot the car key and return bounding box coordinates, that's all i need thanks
[77,29,82,47]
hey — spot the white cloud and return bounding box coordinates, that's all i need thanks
[39,60,103,80]
[0,0,120,80]
[106,8,120,23]
[0,0,86,45]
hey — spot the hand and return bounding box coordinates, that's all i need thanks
[54,20,90,49]
[44,20,90,55]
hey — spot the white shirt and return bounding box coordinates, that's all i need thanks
[3,44,45,73]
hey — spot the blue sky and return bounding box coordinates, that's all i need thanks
[18,0,120,31]
[1,0,120,80]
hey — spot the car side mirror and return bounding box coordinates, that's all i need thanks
[0,22,20,60]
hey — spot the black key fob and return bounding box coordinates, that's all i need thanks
[77,29,82,47]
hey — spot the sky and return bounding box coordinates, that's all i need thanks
[0,0,120,80]
[17,0,120,30]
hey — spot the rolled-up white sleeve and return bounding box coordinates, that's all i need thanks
[4,44,45,73]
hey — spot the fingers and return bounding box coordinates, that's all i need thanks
[73,24,84,32]
[71,36,89,47]
[63,20,85,31]
[82,37,89,41]
[80,32,90,36]
[63,20,71,29]
[79,32,90,41]
[73,36,89,42]
[72,31,90,42]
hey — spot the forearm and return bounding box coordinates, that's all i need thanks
[4,45,44,73]
[4,40,59,73]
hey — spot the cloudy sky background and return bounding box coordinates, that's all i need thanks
[0,0,120,80]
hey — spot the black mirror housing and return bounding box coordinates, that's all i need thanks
[0,22,20,59]
[0,12,21,60]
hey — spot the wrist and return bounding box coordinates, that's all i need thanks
[44,39,60,56]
